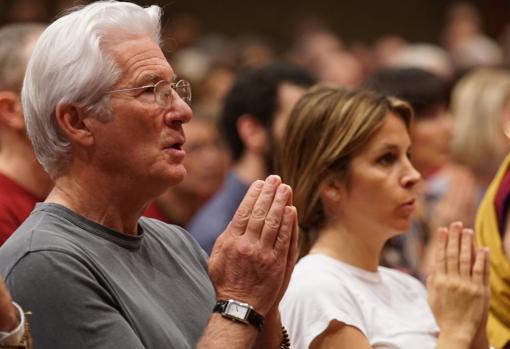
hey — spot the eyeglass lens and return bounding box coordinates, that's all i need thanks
[155,80,192,107]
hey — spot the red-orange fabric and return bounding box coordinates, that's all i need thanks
[0,172,41,245]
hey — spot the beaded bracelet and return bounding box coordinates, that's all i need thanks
[278,325,291,349]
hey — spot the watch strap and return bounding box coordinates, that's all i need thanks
[213,299,265,331]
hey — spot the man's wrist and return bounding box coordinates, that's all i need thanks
[254,309,291,349]
[213,299,265,331]
[0,301,17,333]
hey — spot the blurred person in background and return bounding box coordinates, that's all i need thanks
[290,26,363,88]
[388,44,455,81]
[451,72,510,340]
[442,2,503,71]
[162,13,202,51]
[191,64,235,121]
[451,68,510,198]
[0,23,52,245]
[371,35,408,70]
[365,67,462,277]
[145,115,230,226]
[476,150,510,349]
[237,35,277,69]
[187,63,315,254]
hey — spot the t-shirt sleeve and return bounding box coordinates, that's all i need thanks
[280,272,368,349]
[5,250,146,349]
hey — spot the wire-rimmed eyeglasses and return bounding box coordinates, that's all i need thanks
[105,79,192,107]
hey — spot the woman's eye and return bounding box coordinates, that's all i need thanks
[377,153,396,166]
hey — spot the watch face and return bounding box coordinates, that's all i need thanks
[226,301,249,320]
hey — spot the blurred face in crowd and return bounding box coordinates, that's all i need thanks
[333,113,421,239]
[272,82,308,144]
[269,82,308,173]
[88,36,192,191]
[177,118,229,199]
[499,96,510,150]
[410,103,453,177]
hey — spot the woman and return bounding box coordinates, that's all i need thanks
[364,67,460,276]
[279,85,490,349]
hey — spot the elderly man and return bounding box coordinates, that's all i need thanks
[0,23,52,245]
[0,2,297,349]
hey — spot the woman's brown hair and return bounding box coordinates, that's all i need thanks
[278,84,413,257]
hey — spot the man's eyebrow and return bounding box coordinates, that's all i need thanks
[137,73,176,85]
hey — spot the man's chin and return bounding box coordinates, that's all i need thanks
[167,167,187,185]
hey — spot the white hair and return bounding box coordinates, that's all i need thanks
[22,1,162,178]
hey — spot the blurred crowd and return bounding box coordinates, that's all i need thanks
[153,1,510,277]
[3,0,510,348]
[3,0,510,279]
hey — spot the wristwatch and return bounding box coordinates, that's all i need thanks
[213,299,265,330]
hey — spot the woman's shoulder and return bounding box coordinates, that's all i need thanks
[378,266,427,294]
[286,254,374,300]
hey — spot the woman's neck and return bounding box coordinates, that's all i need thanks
[310,223,387,272]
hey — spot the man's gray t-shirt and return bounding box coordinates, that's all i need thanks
[0,203,215,349]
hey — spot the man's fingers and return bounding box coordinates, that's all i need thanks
[286,184,293,206]
[435,227,448,275]
[446,222,462,275]
[285,206,299,271]
[289,208,299,264]
[244,175,281,240]
[229,179,265,235]
[273,206,294,256]
[277,206,299,302]
[260,184,291,248]
[459,229,473,279]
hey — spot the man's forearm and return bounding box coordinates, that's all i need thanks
[196,314,258,349]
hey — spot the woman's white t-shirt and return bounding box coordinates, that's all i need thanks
[280,253,439,349]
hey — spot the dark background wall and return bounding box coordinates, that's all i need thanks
[1,0,509,44]
[162,0,510,43]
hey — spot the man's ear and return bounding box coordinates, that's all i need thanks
[236,114,268,154]
[0,91,25,131]
[55,103,94,146]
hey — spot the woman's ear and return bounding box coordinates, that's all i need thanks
[55,103,94,146]
[320,179,344,222]
[321,180,342,202]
